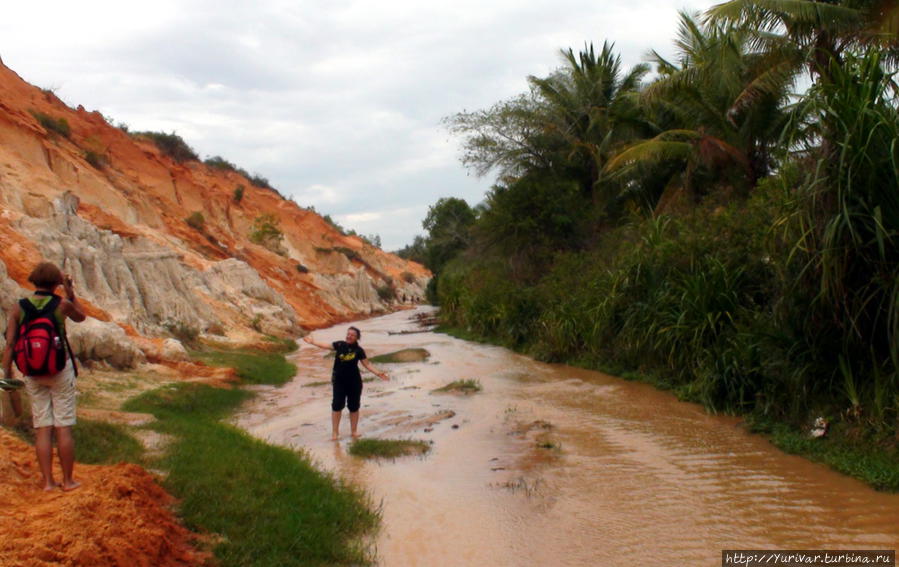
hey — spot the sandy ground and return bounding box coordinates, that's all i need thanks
[0,428,206,567]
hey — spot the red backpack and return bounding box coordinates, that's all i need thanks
[13,295,77,377]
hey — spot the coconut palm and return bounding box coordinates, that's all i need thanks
[604,12,795,208]
[706,0,899,83]
[527,41,653,199]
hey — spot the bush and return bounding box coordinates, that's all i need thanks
[249,214,286,255]
[233,185,245,204]
[30,110,71,138]
[249,173,272,189]
[401,271,416,283]
[84,150,108,169]
[134,131,199,163]
[164,321,200,345]
[335,247,362,262]
[376,284,394,302]
[295,264,309,273]
[204,155,237,171]
[185,211,205,231]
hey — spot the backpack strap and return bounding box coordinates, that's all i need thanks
[19,295,62,319]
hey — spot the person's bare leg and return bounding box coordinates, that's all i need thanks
[34,426,57,491]
[331,411,342,441]
[56,426,80,491]
[10,391,22,419]
[350,411,360,438]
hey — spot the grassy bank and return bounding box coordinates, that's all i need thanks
[190,346,297,385]
[123,383,378,566]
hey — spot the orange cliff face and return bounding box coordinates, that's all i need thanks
[0,60,430,346]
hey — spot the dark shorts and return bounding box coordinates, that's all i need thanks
[332,376,363,412]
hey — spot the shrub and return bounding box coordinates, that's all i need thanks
[233,185,245,204]
[249,214,286,255]
[30,110,71,138]
[83,150,108,169]
[249,173,272,189]
[204,155,237,171]
[185,211,205,231]
[164,321,199,345]
[401,271,416,283]
[335,247,362,262]
[134,131,198,163]
[295,264,309,273]
[376,284,394,302]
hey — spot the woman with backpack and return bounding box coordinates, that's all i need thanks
[303,326,389,440]
[1,262,85,491]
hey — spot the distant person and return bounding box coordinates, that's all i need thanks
[1,262,85,491]
[303,326,388,440]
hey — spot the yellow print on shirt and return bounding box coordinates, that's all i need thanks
[339,352,357,362]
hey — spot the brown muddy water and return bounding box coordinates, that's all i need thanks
[236,307,899,566]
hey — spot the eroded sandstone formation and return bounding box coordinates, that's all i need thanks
[0,60,430,368]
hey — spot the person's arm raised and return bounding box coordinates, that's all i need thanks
[61,273,86,322]
[302,334,334,350]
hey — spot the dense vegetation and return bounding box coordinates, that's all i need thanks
[417,1,899,475]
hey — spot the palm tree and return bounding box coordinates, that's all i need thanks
[604,12,795,208]
[706,0,898,84]
[527,42,653,199]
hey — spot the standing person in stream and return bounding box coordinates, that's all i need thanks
[303,326,388,440]
[1,262,85,491]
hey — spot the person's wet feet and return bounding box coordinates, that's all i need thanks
[351,432,362,439]
[331,433,340,441]
[61,480,81,492]
[42,482,59,492]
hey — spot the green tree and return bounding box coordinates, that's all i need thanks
[422,197,477,272]
[604,13,795,206]
[706,0,898,84]
[528,41,652,199]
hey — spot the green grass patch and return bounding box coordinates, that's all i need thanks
[432,379,482,394]
[123,382,378,566]
[747,416,899,492]
[190,348,296,385]
[263,335,299,353]
[303,381,330,388]
[369,348,430,363]
[348,438,431,459]
[9,418,146,466]
[74,419,146,465]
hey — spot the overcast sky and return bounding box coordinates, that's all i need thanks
[1,0,716,250]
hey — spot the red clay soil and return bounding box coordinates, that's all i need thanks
[0,430,207,567]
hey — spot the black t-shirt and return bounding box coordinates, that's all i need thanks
[332,341,366,382]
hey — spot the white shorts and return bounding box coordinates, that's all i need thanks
[25,363,77,428]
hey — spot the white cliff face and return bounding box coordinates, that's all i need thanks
[66,318,146,369]
[0,260,25,354]
[12,194,301,339]
[202,258,300,336]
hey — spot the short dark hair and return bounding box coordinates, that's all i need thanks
[28,262,63,289]
[348,326,361,340]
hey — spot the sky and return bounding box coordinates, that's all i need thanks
[1,0,717,251]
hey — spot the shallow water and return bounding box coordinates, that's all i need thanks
[237,307,899,566]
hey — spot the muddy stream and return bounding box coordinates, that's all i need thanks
[237,307,899,566]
